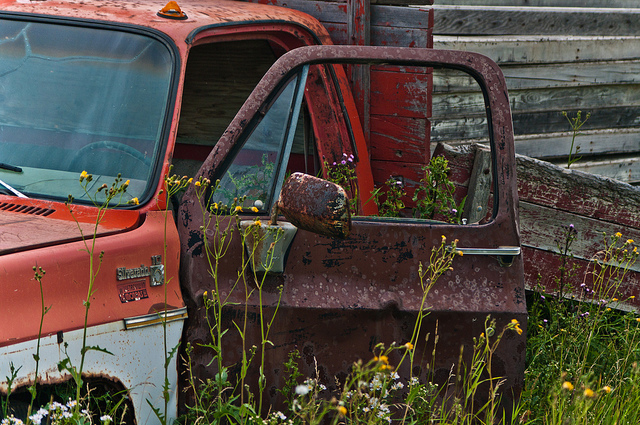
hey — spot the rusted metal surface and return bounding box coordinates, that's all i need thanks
[278,172,351,239]
[178,46,525,415]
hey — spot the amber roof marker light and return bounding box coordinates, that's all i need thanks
[158,1,188,20]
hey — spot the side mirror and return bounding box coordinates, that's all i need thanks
[276,172,351,239]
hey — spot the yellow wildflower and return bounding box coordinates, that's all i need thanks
[631,296,636,299]
[635,318,640,323]
[195,180,201,187]
[129,197,139,205]
[188,178,193,184]
[457,250,464,256]
[378,355,389,364]
[337,406,347,416]
[235,206,243,213]
[441,235,446,242]
[80,170,89,182]
[606,308,611,312]
[254,219,261,227]
[251,206,259,213]
[628,239,635,244]
[584,388,595,398]
[404,342,414,350]
[562,381,574,391]
[203,291,208,298]
[613,298,618,301]
[615,232,622,238]
[510,319,524,335]
[602,386,612,394]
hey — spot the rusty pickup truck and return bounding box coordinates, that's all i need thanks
[0,0,525,423]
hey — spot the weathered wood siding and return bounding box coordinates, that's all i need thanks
[431,5,640,183]
[245,0,434,190]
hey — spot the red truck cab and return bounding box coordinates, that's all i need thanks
[0,0,525,423]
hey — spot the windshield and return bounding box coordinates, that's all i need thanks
[0,19,173,204]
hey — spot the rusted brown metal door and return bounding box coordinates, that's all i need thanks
[178,46,526,412]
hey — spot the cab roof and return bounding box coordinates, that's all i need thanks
[0,0,331,45]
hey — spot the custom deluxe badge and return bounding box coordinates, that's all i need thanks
[117,280,149,303]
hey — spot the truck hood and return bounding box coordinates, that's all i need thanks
[0,200,140,255]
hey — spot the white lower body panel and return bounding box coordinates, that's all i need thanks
[1,313,186,425]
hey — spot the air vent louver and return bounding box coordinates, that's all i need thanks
[0,202,55,216]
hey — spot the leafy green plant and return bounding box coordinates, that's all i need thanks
[324,153,358,215]
[562,110,591,169]
[413,156,465,224]
[368,177,407,217]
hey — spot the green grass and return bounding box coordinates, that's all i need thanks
[521,232,640,425]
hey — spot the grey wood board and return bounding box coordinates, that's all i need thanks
[433,61,640,92]
[432,6,640,36]
[433,84,640,115]
[432,106,640,136]
[514,129,640,159]
[432,1,638,7]
[551,157,640,184]
[434,35,640,64]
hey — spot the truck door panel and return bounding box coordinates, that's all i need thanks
[178,46,525,411]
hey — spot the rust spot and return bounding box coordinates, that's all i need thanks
[278,173,351,239]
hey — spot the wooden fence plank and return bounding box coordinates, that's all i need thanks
[433,61,640,92]
[431,0,637,8]
[514,129,640,159]
[555,156,640,185]
[432,106,640,141]
[434,35,640,64]
[432,6,640,36]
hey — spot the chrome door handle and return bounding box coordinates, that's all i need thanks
[456,246,521,267]
[457,247,521,256]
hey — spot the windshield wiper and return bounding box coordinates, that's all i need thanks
[0,163,22,173]
[0,178,27,198]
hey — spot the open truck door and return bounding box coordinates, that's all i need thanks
[177,45,525,413]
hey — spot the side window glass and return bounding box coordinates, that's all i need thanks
[211,69,308,211]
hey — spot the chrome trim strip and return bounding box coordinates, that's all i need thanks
[124,307,188,330]
[457,246,521,256]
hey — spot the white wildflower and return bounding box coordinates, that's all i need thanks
[295,384,310,396]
